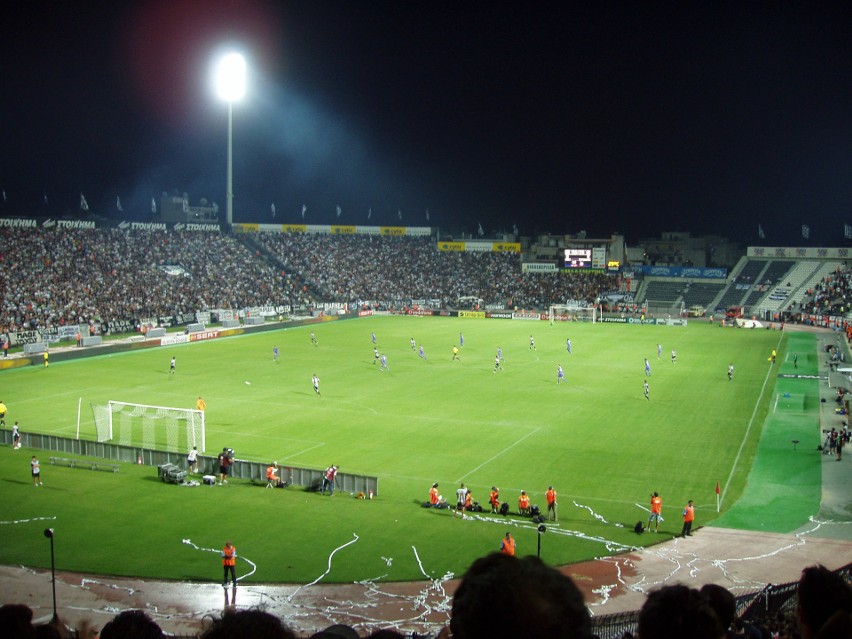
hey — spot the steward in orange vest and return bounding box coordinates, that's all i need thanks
[681,500,695,538]
[489,487,500,513]
[222,541,237,586]
[518,491,530,516]
[500,532,515,556]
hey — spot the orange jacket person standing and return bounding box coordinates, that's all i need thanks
[545,486,558,521]
[681,500,695,538]
[648,492,663,532]
[500,532,515,556]
[221,541,237,587]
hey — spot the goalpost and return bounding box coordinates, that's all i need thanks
[549,304,597,324]
[643,299,685,318]
[91,401,205,453]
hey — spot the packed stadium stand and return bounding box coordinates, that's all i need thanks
[0,228,614,334]
[3,225,852,339]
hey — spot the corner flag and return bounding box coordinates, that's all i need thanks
[715,481,721,512]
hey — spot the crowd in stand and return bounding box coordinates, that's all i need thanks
[2,559,850,639]
[252,232,612,309]
[0,228,303,333]
[0,228,613,335]
[799,266,852,317]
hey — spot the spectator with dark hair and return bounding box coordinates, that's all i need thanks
[309,623,359,639]
[638,584,725,639]
[700,584,737,636]
[33,624,61,639]
[100,610,164,639]
[797,564,852,639]
[447,553,591,639]
[0,603,36,639]
[365,631,406,639]
[200,609,296,639]
[700,584,766,639]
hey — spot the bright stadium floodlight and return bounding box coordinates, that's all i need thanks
[213,52,246,227]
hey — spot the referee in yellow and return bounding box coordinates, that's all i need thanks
[196,396,207,412]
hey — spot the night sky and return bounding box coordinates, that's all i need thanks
[1,1,851,245]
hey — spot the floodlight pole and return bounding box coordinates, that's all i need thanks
[44,528,58,624]
[214,52,245,228]
[225,100,234,227]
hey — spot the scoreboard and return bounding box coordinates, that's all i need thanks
[564,249,592,268]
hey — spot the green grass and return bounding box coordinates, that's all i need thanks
[0,317,813,583]
[713,331,822,531]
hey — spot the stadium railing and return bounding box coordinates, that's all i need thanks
[589,563,851,639]
[0,429,379,496]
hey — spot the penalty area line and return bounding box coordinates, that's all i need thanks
[455,427,541,483]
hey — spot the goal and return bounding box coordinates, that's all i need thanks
[91,401,205,453]
[643,299,685,318]
[549,305,597,324]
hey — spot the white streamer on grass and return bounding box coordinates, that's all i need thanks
[573,500,609,524]
[0,516,57,525]
[287,533,360,601]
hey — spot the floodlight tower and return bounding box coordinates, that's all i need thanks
[213,52,246,227]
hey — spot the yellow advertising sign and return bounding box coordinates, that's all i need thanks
[281,224,307,233]
[380,226,406,236]
[438,241,465,252]
[458,311,485,319]
[234,223,259,233]
[493,242,521,253]
[331,225,356,235]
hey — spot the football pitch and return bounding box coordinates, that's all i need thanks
[0,316,815,584]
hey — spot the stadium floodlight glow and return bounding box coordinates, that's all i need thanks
[213,51,246,227]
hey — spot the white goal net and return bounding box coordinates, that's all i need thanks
[92,401,205,453]
[643,299,685,317]
[549,305,597,324]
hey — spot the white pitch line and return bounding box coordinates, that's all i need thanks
[284,441,326,459]
[455,427,541,482]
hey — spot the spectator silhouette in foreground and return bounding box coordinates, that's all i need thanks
[0,603,36,639]
[100,610,164,639]
[309,623,360,639]
[201,609,297,639]
[700,583,737,636]
[638,584,725,639]
[444,552,591,639]
[797,564,852,639]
